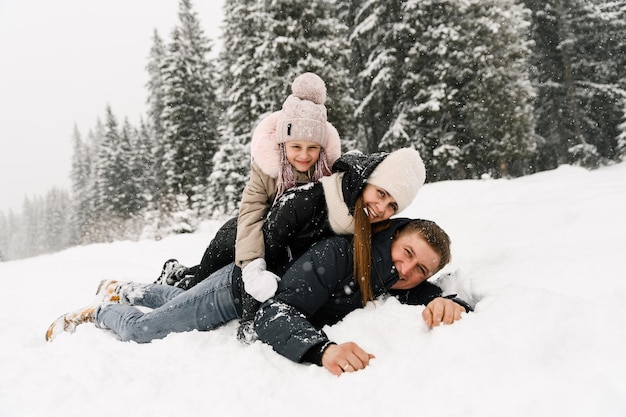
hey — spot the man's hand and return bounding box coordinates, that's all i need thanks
[321,342,376,376]
[422,297,465,328]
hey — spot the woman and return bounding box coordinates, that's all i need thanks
[45,218,471,375]
[162,148,426,311]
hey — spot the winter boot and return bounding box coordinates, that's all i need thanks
[154,259,188,286]
[236,320,258,344]
[45,306,96,342]
[236,292,261,344]
[95,279,121,303]
[45,279,124,342]
[95,279,146,305]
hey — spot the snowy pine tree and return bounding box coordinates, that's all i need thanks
[160,0,219,221]
[205,0,265,217]
[145,29,168,209]
[426,0,536,179]
[82,120,105,242]
[12,196,45,259]
[0,210,18,260]
[42,188,73,253]
[91,106,139,240]
[206,141,250,217]
[524,0,626,169]
[55,0,625,250]
[349,0,409,153]
[120,119,149,219]
[250,0,352,124]
[567,0,626,165]
[352,0,537,179]
[135,118,158,208]
[69,125,94,244]
[0,188,73,260]
[206,0,351,216]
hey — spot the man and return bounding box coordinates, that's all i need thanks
[254,218,471,375]
[46,218,471,376]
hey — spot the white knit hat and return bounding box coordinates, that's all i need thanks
[366,148,426,213]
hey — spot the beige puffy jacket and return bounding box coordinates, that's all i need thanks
[235,111,341,268]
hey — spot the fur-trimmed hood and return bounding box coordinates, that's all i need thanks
[249,111,341,179]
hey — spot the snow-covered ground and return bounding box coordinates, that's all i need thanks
[2,162,625,417]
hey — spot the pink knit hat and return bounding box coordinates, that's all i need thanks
[250,73,341,179]
[276,73,329,147]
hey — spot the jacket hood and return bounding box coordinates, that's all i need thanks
[331,151,389,214]
[371,217,414,249]
[250,111,341,178]
[370,217,414,291]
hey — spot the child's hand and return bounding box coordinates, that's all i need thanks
[242,258,279,302]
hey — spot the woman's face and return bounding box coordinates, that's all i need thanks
[361,184,399,223]
[285,141,322,173]
[389,231,440,290]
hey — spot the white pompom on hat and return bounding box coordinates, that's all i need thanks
[276,72,329,147]
[366,148,426,213]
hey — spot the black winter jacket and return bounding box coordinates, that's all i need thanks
[263,151,390,270]
[181,152,390,290]
[254,218,471,365]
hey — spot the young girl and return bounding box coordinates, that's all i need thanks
[199,72,341,300]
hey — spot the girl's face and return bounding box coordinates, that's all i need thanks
[285,141,322,173]
[361,184,399,223]
[389,231,440,290]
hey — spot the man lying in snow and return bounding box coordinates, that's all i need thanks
[46,218,472,375]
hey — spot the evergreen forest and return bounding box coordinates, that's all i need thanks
[1,0,625,261]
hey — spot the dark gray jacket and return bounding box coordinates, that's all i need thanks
[254,218,471,365]
[262,151,389,270]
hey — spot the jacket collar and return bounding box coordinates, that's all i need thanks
[370,218,415,291]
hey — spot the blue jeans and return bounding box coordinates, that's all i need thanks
[96,263,241,343]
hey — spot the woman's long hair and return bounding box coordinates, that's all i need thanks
[353,196,394,306]
[352,197,373,306]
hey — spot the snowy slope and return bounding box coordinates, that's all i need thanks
[1,162,625,417]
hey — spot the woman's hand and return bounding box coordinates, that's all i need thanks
[321,342,376,376]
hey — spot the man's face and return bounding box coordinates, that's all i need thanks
[390,231,441,290]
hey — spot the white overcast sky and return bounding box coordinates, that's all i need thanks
[0,0,225,213]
